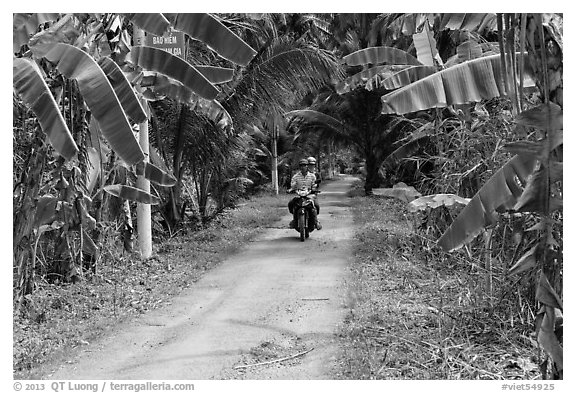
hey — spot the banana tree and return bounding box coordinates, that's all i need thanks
[375,13,563,379]
[13,12,257,300]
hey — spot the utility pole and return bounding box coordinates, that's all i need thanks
[271,123,279,195]
[133,26,152,259]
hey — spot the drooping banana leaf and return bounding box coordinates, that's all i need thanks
[33,195,59,227]
[139,72,233,130]
[13,13,60,53]
[536,272,563,310]
[97,57,147,123]
[408,194,471,213]
[135,161,177,187]
[172,13,257,66]
[515,102,563,131]
[509,245,538,275]
[13,57,78,160]
[440,13,497,33]
[128,45,219,100]
[342,46,422,66]
[413,23,441,67]
[536,305,564,374]
[103,184,160,205]
[381,53,510,115]
[124,13,170,36]
[43,43,144,166]
[86,147,101,194]
[514,166,563,214]
[27,14,80,57]
[336,65,412,94]
[194,65,234,84]
[503,132,563,161]
[438,154,538,252]
[456,41,483,62]
[370,65,437,91]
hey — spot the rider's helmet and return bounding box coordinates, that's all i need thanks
[307,156,317,166]
[299,158,309,166]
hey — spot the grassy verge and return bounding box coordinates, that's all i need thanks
[334,187,540,380]
[13,192,291,379]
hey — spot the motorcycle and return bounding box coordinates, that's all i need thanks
[289,187,318,242]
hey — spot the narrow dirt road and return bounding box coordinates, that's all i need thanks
[48,176,358,380]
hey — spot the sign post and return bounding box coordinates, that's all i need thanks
[144,28,186,58]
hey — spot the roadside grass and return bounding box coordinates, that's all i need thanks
[13,191,291,379]
[335,184,540,380]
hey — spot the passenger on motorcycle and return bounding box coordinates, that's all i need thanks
[307,156,321,216]
[288,158,322,230]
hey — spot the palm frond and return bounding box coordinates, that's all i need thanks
[225,37,344,128]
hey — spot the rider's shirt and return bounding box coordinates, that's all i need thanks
[291,171,317,191]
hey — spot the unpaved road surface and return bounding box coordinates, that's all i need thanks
[48,176,358,380]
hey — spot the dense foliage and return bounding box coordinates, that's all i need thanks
[13,13,562,379]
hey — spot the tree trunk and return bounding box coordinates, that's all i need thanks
[271,125,279,195]
[327,140,335,179]
[364,153,381,195]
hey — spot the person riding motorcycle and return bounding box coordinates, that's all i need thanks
[288,158,321,230]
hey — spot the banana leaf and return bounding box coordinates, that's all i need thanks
[370,65,437,91]
[342,46,422,66]
[509,245,538,275]
[97,57,147,123]
[33,195,59,227]
[194,65,234,84]
[440,13,497,32]
[13,57,78,160]
[381,53,510,115]
[536,306,563,374]
[515,102,563,131]
[514,166,563,214]
[135,161,177,187]
[124,13,170,36]
[13,13,60,53]
[503,132,563,161]
[27,14,80,57]
[456,41,483,62]
[173,13,257,66]
[128,45,219,100]
[408,194,471,213]
[139,72,232,130]
[413,23,441,67]
[336,65,411,94]
[536,272,563,310]
[43,43,144,166]
[438,154,538,252]
[103,184,160,205]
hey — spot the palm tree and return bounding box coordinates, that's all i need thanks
[287,86,427,194]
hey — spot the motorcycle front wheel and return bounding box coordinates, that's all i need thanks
[298,211,306,242]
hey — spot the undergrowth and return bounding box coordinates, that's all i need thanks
[13,192,290,379]
[335,189,541,380]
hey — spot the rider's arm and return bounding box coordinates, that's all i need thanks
[289,174,299,192]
